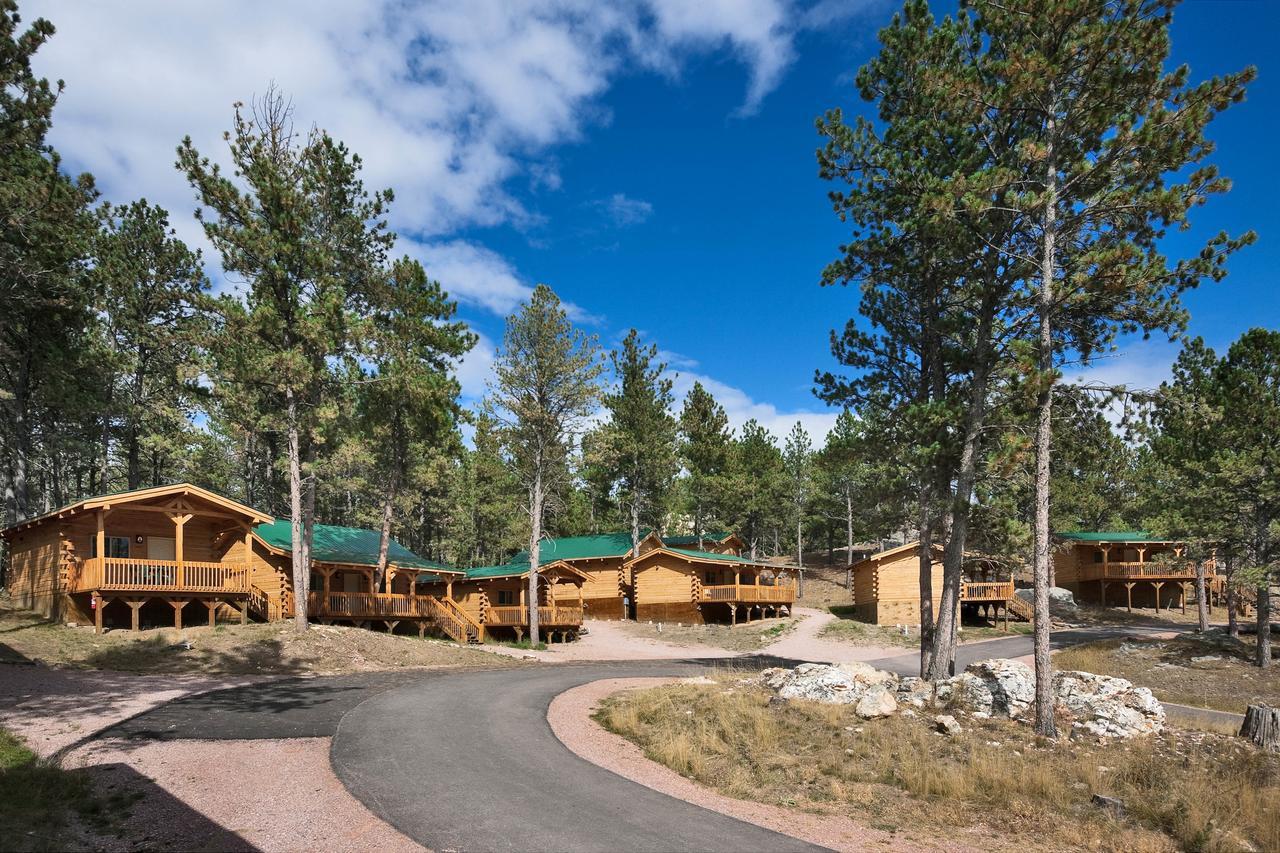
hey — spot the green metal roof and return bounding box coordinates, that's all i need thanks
[510,531,638,565]
[665,547,773,566]
[463,561,535,580]
[1057,531,1170,543]
[661,532,733,547]
[254,520,453,572]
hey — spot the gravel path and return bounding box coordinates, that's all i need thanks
[760,607,907,663]
[548,677,962,853]
[64,736,424,852]
[507,618,741,662]
[0,663,260,758]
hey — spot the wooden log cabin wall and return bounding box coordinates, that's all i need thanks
[626,546,796,625]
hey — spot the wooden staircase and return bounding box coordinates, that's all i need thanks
[424,595,483,644]
[1006,593,1034,622]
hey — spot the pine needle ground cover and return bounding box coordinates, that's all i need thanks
[596,678,1280,853]
[1056,635,1280,714]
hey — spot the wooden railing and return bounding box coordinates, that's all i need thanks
[1079,562,1196,581]
[961,581,1014,601]
[702,584,795,603]
[309,591,433,619]
[74,557,250,593]
[483,605,584,626]
[425,595,482,643]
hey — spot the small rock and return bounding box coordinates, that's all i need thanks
[521,654,537,660]
[1190,655,1221,664]
[855,685,897,719]
[844,748,854,756]
[935,714,963,736]
[1090,793,1126,817]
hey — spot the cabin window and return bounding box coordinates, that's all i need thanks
[1093,551,1104,564]
[89,536,130,559]
[703,570,718,585]
[496,589,516,605]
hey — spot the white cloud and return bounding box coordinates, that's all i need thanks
[1062,337,1181,424]
[590,193,654,227]
[670,370,838,444]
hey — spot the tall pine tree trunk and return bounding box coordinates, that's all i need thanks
[287,387,309,631]
[126,363,145,489]
[845,491,854,590]
[928,299,996,681]
[918,486,936,678]
[374,474,399,593]
[1258,582,1272,669]
[1031,102,1059,737]
[1194,556,1209,633]
[528,467,543,645]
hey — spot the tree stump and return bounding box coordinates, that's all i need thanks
[1239,704,1279,752]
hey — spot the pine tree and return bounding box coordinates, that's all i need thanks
[486,285,601,644]
[91,200,209,490]
[360,256,474,590]
[678,382,732,542]
[179,88,394,630]
[603,330,678,555]
[782,422,813,568]
[732,420,784,560]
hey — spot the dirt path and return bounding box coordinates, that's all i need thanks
[760,606,907,663]
[64,736,424,852]
[0,662,260,758]
[548,677,964,853]
[511,618,741,662]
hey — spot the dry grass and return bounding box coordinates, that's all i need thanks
[617,618,796,652]
[1056,633,1279,714]
[0,603,513,675]
[795,567,853,610]
[596,678,1280,853]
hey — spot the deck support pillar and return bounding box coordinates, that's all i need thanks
[1181,583,1190,614]
[126,598,145,631]
[240,600,249,624]
[385,620,399,634]
[1153,581,1164,612]
[93,593,104,634]
[418,622,426,639]
[730,604,737,626]
[203,599,219,627]
[168,598,186,630]
[514,627,524,643]
[1125,583,1135,613]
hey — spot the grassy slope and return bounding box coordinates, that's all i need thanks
[1056,633,1279,714]
[0,603,513,675]
[597,679,1280,853]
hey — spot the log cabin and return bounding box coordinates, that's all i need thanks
[505,531,666,620]
[624,545,796,624]
[1,483,272,632]
[1053,531,1221,613]
[246,520,474,642]
[419,560,589,643]
[848,541,1026,626]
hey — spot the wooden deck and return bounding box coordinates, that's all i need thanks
[73,557,251,594]
[1079,561,1196,581]
[701,583,795,604]
[483,605,584,627]
[308,591,482,643]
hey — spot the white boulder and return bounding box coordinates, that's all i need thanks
[855,684,898,719]
[964,659,1035,719]
[1054,670,1165,738]
[761,662,898,706]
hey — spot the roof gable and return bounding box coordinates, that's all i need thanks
[461,559,590,582]
[511,531,640,564]
[627,545,783,569]
[2,482,273,537]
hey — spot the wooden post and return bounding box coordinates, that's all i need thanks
[172,513,190,587]
[1125,582,1134,613]
[93,593,104,634]
[240,600,249,624]
[1181,582,1189,614]
[204,599,218,627]
[96,509,106,567]
[170,598,185,630]
[446,579,454,601]
[127,598,144,631]
[1153,581,1164,613]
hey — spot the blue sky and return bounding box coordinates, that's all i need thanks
[31,0,1279,441]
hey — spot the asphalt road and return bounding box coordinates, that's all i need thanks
[328,661,826,853]
[104,624,1196,853]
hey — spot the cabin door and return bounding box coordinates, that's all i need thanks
[148,537,176,561]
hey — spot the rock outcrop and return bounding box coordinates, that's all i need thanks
[1053,670,1165,737]
[758,662,900,719]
